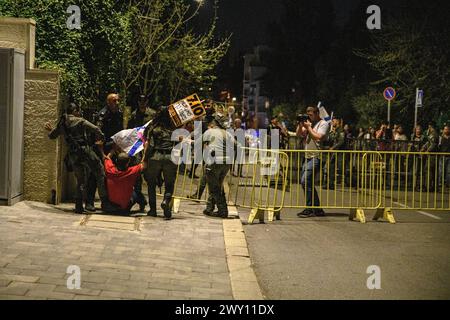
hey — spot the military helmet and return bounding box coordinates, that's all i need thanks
[66,102,81,115]
[211,113,229,129]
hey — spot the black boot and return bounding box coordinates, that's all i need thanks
[101,197,119,213]
[203,202,215,216]
[147,197,157,216]
[138,197,147,212]
[75,199,84,214]
[161,193,172,220]
[85,202,96,213]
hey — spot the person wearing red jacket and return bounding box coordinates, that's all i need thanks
[104,152,146,214]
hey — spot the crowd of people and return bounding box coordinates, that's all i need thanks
[45,94,233,220]
[291,113,450,218]
[45,95,449,220]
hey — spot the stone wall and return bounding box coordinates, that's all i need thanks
[0,17,35,69]
[24,69,63,203]
[0,17,66,204]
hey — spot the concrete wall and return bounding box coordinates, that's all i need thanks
[24,70,63,203]
[0,17,36,69]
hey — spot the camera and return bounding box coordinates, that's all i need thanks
[297,114,309,123]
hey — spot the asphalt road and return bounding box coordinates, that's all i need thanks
[238,207,450,300]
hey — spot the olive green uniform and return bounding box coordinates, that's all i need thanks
[144,121,176,219]
[203,122,233,217]
[48,114,107,209]
[420,130,439,190]
[324,126,345,188]
[127,107,158,210]
[127,107,157,130]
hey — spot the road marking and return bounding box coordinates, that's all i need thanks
[393,202,442,220]
[416,211,442,220]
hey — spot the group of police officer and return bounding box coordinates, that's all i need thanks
[45,94,231,220]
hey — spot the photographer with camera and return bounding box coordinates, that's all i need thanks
[296,106,330,218]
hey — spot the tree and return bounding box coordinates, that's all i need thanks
[0,0,230,112]
[352,90,387,129]
[124,0,230,107]
[354,0,450,130]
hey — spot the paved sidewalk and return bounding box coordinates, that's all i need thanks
[0,200,261,300]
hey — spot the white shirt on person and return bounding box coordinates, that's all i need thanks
[304,119,330,159]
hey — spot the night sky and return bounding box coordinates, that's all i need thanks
[196,0,360,54]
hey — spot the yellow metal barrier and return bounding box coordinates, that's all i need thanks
[172,147,449,224]
[377,151,450,212]
[226,148,289,223]
[280,150,449,223]
[171,147,289,223]
[282,150,383,207]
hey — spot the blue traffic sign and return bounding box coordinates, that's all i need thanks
[383,87,396,101]
[416,89,424,107]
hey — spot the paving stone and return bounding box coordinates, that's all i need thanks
[5,263,48,271]
[0,294,36,300]
[0,274,39,283]
[0,279,12,287]
[26,290,75,300]
[37,277,68,287]
[7,282,56,292]
[0,200,244,300]
[73,295,114,300]
[0,286,29,296]
[54,285,101,296]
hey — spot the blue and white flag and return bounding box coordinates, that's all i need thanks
[111,121,152,157]
[317,102,332,123]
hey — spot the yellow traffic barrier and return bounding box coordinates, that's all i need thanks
[172,146,449,223]
[172,147,289,223]
[281,150,384,210]
[226,147,289,223]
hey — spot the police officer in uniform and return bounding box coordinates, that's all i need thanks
[86,93,124,210]
[45,103,115,213]
[127,95,157,129]
[142,107,177,220]
[84,131,104,212]
[323,118,345,189]
[187,106,216,200]
[420,122,439,190]
[95,93,124,153]
[126,95,157,211]
[410,125,426,190]
[203,114,233,219]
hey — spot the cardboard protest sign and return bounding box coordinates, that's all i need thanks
[168,93,206,127]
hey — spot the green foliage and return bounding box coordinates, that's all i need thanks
[126,0,230,106]
[0,0,132,110]
[351,90,387,129]
[354,0,450,131]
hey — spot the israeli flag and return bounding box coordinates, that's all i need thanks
[111,121,152,157]
[317,101,332,123]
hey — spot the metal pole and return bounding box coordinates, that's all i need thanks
[414,88,418,129]
[387,100,391,125]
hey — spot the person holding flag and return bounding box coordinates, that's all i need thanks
[126,95,158,211]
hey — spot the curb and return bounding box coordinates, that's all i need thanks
[223,206,264,300]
